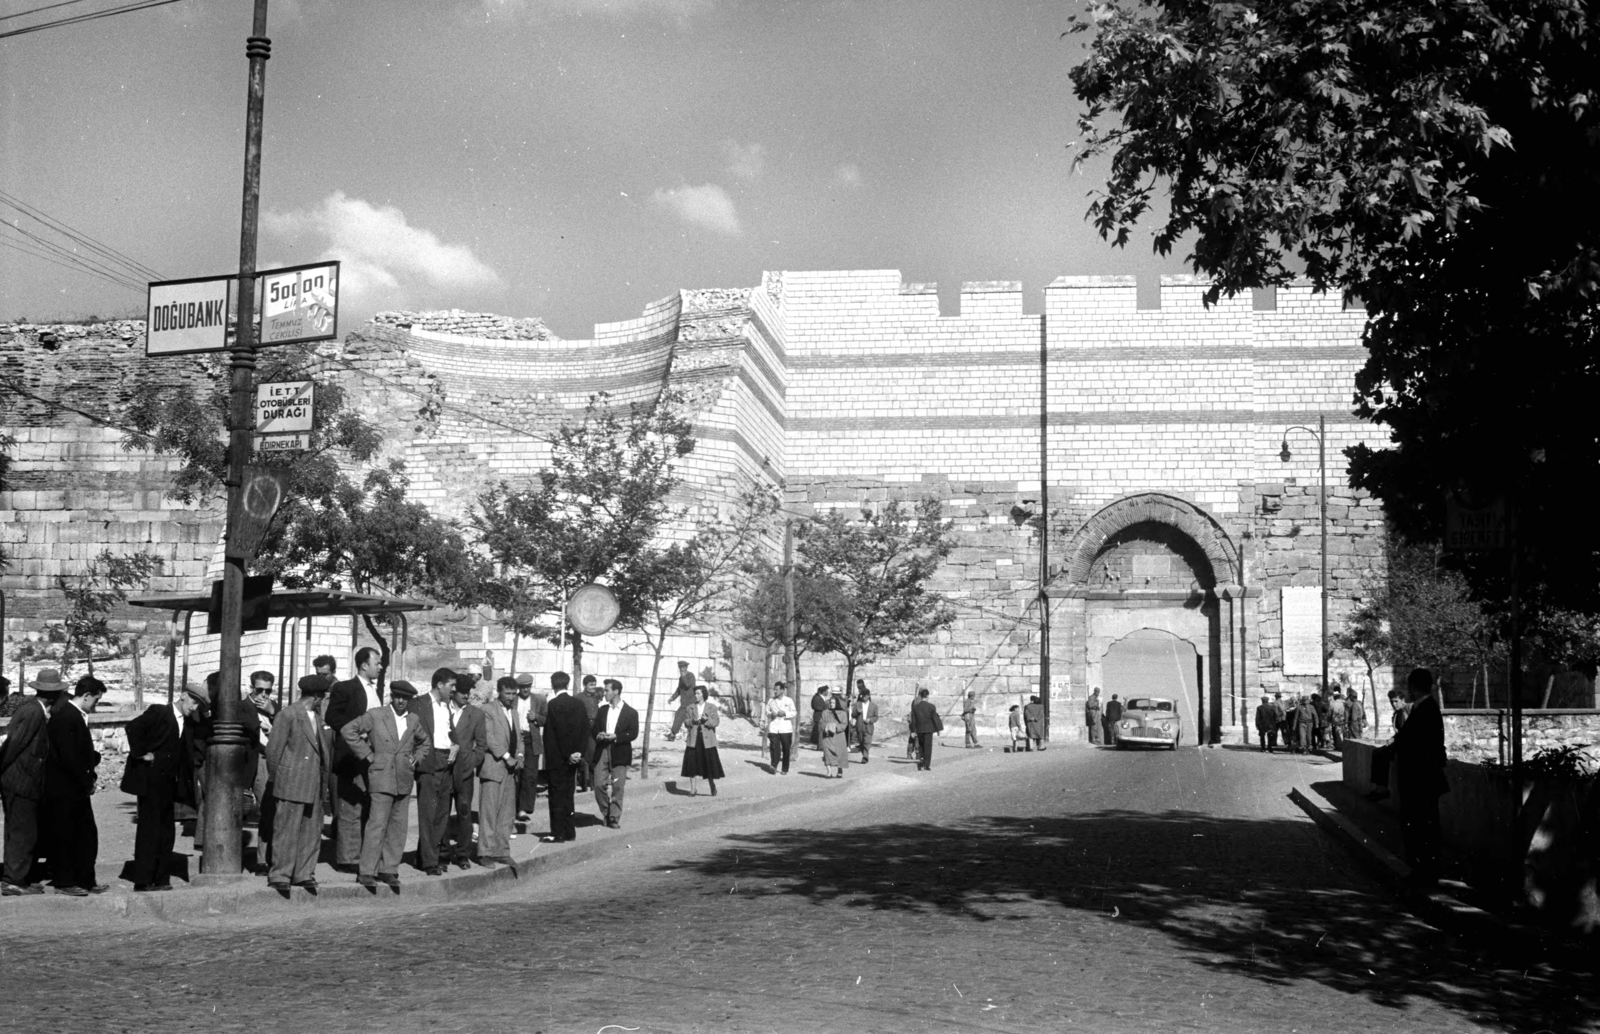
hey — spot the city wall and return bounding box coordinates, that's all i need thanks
[1,271,1389,739]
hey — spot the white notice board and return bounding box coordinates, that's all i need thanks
[1281,586,1323,676]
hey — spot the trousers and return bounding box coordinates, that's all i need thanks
[447,768,476,861]
[131,788,176,887]
[546,767,577,841]
[359,791,409,877]
[915,733,934,770]
[334,772,368,866]
[267,798,323,885]
[1,791,40,885]
[46,796,97,890]
[477,776,515,859]
[592,751,628,825]
[766,732,792,773]
[413,767,452,870]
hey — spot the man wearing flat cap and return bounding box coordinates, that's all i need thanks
[339,680,429,890]
[408,667,461,876]
[0,668,65,895]
[444,673,486,867]
[514,673,545,821]
[264,674,333,891]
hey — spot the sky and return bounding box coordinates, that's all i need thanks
[0,0,1187,338]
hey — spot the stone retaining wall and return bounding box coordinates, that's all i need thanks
[1442,709,1600,767]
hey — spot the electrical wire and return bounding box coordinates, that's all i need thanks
[0,222,147,292]
[0,190,165,284]
[0,234,143,293]
[0,0,187,40]
[0,0,94,23]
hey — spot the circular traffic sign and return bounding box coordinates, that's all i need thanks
[566,583,621,636]
[242,470,284,520]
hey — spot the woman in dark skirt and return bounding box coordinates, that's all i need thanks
[680,686,725,796]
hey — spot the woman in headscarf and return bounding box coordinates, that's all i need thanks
[820,692,850,778]
[679,685,725,796]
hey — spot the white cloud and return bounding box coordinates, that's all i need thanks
[263,191,501,311]
[833,163,862,188]
[722,140,765,181]
[651,183,741,235]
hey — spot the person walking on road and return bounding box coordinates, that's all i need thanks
[1294,694,1316,754]
[122,696,183,892]
[764,684,795,775]
[340,680,429,890]
[820,692,849,778]
[542,672,589,843]
[908,688,943,771]
[0,669,62,895]
[1254,696,1278,753]
[476,677,524,867]
[1102,694,1123,745]
[325,647,384,873]
[1008,705,1024,752]
[44,675,106,896]
[961,692,980,748]
[666,661,695,741]
[591,679,638,829]
[1023,695,1046,751]
[853,689,879,763]
[1327,690,1347,751]
[1085,688,1103,746]
[680,686,725,796]
[1394,668,1449,886]
[264,674,332,891]
[811,685,830,752]
[1344,687,1367,741]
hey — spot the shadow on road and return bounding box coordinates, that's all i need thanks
[655,808,1596,1033]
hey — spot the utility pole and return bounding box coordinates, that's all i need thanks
[1038,313,1050,737]
[1318,413,1328,699]
[202,0,270,876]
[782,517,797,716]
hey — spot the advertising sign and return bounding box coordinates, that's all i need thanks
[256,380,314,434]
[567,583,622,636]
[1445,494,1507,551]
[1281,586,1323,676]
[260,261,339,346]
[146,275,232,356]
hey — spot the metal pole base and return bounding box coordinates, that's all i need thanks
[200,722,251,874]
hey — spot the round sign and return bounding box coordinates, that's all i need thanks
[566,583,621,636]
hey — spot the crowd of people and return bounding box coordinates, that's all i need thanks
[1253,685,1369,754]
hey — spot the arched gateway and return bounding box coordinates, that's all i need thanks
[1054,493,1247,745]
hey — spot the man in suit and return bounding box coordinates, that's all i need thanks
[324,646,384,873]
[0,669,63,895]
[908,688,943,771]
[666,661,695,741]
[264,674,332,891]
[1394,667,1449,886]
[1103,694,1124,745]
[410,667,459,876]
[44,675,106,895]
[515,673,545,821]
[122,698,183,891]
[576,675,602,792]
[1255,695,1278,753]
[340,680,428,890]
[444,674,486,867]
[542,672,589,843]
[476,676,523,866]
[591,678,639,829]
[853,689,879,764]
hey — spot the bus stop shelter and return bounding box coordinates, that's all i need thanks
[128,589,435,707]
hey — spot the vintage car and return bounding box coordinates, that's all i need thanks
[1113,696,1181,749]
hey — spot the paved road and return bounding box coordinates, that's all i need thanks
[1,745,1592,1034]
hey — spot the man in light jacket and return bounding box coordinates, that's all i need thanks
[476,677,523,866]
[264,674,332,891]
[340,681,429,890]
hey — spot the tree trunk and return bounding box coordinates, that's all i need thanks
[509,615,520,678]
[570,627,584,690]
[639,638,666,780]
[1366,659,1380,737]
[131,636,143,709]
[362,613,393,690]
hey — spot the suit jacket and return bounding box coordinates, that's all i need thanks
[521,693,546,756]
[1104,700,1124,724]
[0,697,51,800]
[543,692,590,771]
[326,676,380,775]
[669,671,695,706]
[265,700,332,805]
[810,690,829,717]
[909,699,944,735]
[478,700,523,783]
[452,704,487,780]
[590,702,639,767]
[1393,694,1449,798]
[852,699,879,734]
[340,705,429,796]
[683,701,720,749]
[43,701,100,801]
[121,703,181,798]
[578,690,601,762]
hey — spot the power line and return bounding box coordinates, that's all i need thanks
[0,233,143,293]
[0,190,165,283]
[0,222,146,292]
[0,0,187,40]
[0,0,94,23]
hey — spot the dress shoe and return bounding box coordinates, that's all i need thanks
[478,857,499,868]
[454,859,472,870]
[357,874,378,889]
[425,866,445,877]
[489,855,515,866]
[87,884,110,894]
[292,879,318,893]
[2,881,42,896]
[606,820,620,829]
[517,811,532,822]
[56,885,89,897]
[265,881,290,893]
[333,862,359,874]
[379,873,401,890]
[709,783,718,796]
[541,835,560,843]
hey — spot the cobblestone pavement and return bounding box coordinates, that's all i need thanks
[1,745,1593,1034]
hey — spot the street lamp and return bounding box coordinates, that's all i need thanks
[1280,415,1328,697]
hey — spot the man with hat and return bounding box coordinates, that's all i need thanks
[514,673,545,821]
[666,661,695,741]
[476,676,524,866]
[0,667,64,894]
[264,674,333,891]
[44,675,107,895]
[445,673,486,868]
[409,667,461,876]
[340,680,429,890]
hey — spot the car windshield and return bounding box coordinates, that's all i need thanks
[1126,698,1174,713]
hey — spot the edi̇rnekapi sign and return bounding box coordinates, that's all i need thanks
[146,275,233,356]
[260,261,339,346]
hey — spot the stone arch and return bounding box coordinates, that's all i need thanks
[1063,492,1239,588]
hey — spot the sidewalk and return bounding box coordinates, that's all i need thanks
[0,726,985,922]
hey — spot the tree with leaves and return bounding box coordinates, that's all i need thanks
[611,486,778,779]
[470,392,695,684]
[58,548,161,677]
[1069,0,1600,618]
[734,561,851,694]
[799,498,957,696]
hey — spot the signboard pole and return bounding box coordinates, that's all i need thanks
[202,0,271,879]
[1318,415,1328,698]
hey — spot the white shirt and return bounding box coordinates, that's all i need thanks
[604,699,621,736]
[765,695,795,735]
[170,702,186,739]
[430,695,454,749]
[356,675,378,712]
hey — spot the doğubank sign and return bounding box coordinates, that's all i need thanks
[145,275,232,356]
